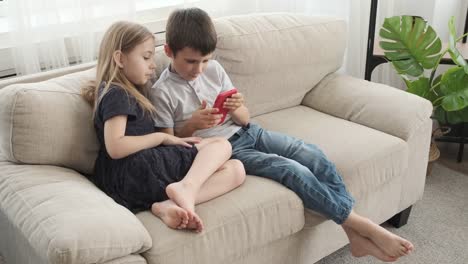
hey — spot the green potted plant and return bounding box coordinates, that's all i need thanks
[379,15,468,124]
[379,15,468,167]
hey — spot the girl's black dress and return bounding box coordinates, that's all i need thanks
[91,83,198,213]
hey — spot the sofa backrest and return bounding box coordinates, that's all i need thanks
[153,13,347,117]
[212,13,346,116]
[0,69,98,174]
[0,13,346,173]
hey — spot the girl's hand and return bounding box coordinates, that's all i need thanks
[223,92,244,111]
[162,134,202,147]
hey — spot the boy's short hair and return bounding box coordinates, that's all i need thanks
[166,8,217,56]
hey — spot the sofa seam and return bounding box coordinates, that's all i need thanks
[18,87,81,95]
[217,20,343,41]
[9,89,20,162]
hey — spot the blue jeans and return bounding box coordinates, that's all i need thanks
[228,123,354,224]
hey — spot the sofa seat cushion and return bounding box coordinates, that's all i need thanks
[0,161,152,264]
[252,105,408,201]
[136,176,304,264]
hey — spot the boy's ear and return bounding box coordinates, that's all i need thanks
[113,50,124,68]
[164,44,174,58]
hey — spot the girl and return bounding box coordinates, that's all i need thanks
[81,21,245,232]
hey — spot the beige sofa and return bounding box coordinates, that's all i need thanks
[0,13,432,264]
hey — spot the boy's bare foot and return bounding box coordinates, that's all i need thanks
[344,213,414,258]
[151,200,189,229]
[365,222,414,257]
[349,231,398,262]
[166,181,197,215]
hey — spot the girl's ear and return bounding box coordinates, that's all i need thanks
[113,50,124,68]
[164,44,174,58]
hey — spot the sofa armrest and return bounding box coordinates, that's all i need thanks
[301,73,433,141]
[0,162,151,264]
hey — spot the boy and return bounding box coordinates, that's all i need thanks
[150,7,413,261]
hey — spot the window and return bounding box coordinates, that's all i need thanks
[0,0,198,78]
[0,0,7,34]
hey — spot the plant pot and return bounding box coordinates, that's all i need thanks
[426,142,440,176]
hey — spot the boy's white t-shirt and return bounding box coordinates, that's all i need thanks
[150,60,242,139]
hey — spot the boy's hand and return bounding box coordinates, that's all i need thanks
[162,134,201,147]
[189,100,223,129]
[223,92,244,111]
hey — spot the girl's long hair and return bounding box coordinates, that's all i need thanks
[81,21,156,117]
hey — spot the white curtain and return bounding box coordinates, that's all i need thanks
[194,0,467,88]
[6,0,467,82]
[8,0,136,76]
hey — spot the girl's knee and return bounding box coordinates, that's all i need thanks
[227,159,246,186]
[213,137,232,154]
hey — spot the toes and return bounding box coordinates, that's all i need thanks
[384,256,398,262]
[193,216,204,232]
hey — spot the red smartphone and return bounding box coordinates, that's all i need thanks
[212,88,238,124]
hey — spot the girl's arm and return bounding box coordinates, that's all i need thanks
[104,115,200,159]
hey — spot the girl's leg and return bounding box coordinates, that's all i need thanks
[194,159,245,204]
[165,137,232,222]
[157,159,245,231]
[342,211,413,258]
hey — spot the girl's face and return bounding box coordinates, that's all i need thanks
[121,37,156,86]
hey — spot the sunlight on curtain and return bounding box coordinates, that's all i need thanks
[6,0,465,81]
[8,0,136,76]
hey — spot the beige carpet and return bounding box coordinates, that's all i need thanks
[316,162,468,264]
[1,162,467,264]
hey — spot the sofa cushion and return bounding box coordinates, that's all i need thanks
[137,176,304,264]
[0,69,98,174]
[213,13,346,117]
[0,161,152,264]
[252,105,408,200]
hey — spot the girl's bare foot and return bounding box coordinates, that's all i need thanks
[166,181,197,215]
[186,214,204,233]
[151,200,189,229]
[349,230,398,262]
[166,182,204,232]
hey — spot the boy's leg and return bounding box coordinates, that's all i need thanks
[252,126,353,205]
[343,211,413,258]
[343,225,398,262]
[254,126,341,183]
[232,147,353,224]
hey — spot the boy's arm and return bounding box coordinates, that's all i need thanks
[229,105,250,126]
[223,92,250,126]
[157,127,175,135]
[177,101,223,137]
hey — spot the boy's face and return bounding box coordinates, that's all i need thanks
[165,45,212,81]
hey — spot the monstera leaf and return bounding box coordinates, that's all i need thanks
[380,16,442,77]
[447,16,468,74]
[439,66,468,111]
